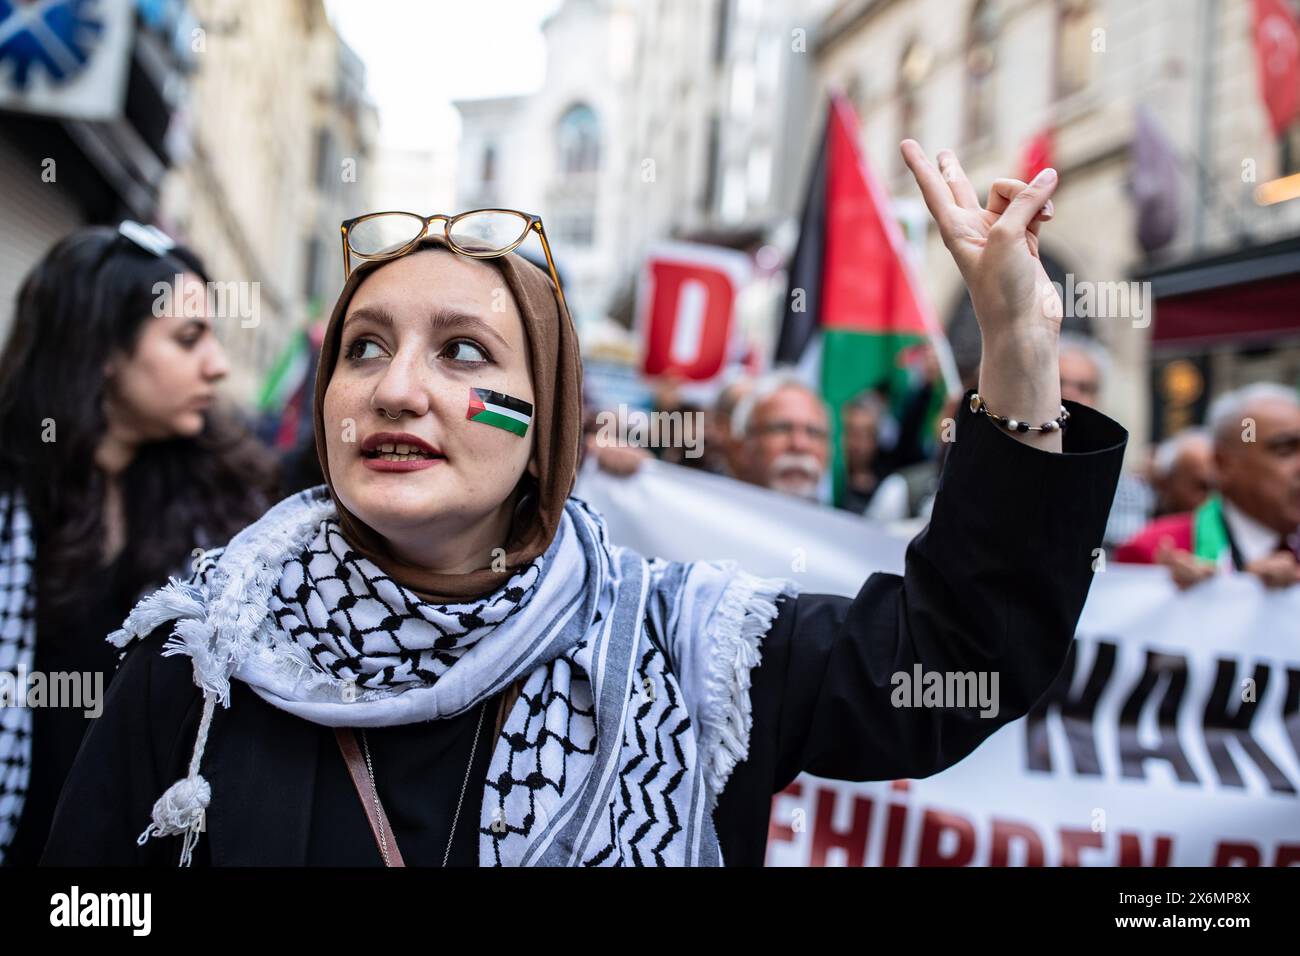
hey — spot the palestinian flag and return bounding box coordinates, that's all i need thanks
[258,327,311,415]
[466,387,533,437]
[777,92,957,505]
[257,326,320,451]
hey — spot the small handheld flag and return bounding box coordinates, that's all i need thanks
[466,387,532,437]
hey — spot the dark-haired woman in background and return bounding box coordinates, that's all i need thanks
[0,223,278,864]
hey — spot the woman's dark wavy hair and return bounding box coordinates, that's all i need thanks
[0,226,278,626]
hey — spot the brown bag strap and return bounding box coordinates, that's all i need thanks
[335,681,522,867]
[335,727,406,867]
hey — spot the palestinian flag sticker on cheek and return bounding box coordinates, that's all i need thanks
[467,386,533,437]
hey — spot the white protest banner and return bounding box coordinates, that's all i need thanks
[575,459,1300,866]
[576,457,909,593]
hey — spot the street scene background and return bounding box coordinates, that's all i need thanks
[2,0,1299,870]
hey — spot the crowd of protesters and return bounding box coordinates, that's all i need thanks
[588,333,1300,593]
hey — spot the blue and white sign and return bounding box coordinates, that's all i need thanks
[0,0,134,121]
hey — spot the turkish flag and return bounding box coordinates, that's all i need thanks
[1253,0,1300,137]
[1018,128,1055,185]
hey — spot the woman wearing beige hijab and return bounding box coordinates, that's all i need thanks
[43,144,1126,867]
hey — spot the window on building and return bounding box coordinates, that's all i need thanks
[481,143,497,187]
[1055,0,1098,100]
[557,104,601,175]
[714,0,731,66]
[702,114,721,213]
[748,143,772,206]
[730,60,756,120]
[964,0,997,143]
[1283,123,1300,176]
[313,127,333,190]
[721,168,746,223]
[303,237,321,302]
[898,38,930,157]
[556,210,595,246]
[1282,1,1300,174]
[845,72,869,117]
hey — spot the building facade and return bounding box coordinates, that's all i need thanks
[812,0,1300,453]
[157,0,376,405]
[453,0,833,367]
[618,0,830,251]
[0,0,198,343]
[453,0,640,334]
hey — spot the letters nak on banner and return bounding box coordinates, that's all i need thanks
[577,460,1300,867]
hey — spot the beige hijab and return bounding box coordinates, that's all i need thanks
[312,236,584,602]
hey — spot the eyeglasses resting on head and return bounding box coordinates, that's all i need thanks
[339,208,568,319]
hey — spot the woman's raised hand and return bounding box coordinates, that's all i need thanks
[900,140,1065,450]
[900,140,1060,342]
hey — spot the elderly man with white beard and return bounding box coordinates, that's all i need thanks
[731,372,832,502]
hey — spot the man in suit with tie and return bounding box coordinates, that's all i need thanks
[1117,383,1300,589]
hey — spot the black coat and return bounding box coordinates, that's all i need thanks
[41,398,1127,866]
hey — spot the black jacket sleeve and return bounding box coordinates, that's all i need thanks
[713,395,1127,865]
[41,626,205,866]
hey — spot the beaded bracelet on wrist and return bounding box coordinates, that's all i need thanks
[969,393,1069,433]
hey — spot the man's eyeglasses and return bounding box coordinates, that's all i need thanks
[1060,377,1100,398]
[753,420,830,442]
[339,208,569,318]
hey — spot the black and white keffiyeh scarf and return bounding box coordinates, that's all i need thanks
[0,492,37,863]
[0,490,199,863]
[109,486,798,866]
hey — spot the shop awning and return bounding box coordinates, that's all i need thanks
[1137,236,1300,349]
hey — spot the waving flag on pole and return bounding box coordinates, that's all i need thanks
[1252,0,1300,138]
[777,92,958,505]
[257,325,324,451]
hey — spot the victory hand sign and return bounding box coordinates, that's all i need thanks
[900,140,1064,451]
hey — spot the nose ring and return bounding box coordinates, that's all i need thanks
[383,409,401,421]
